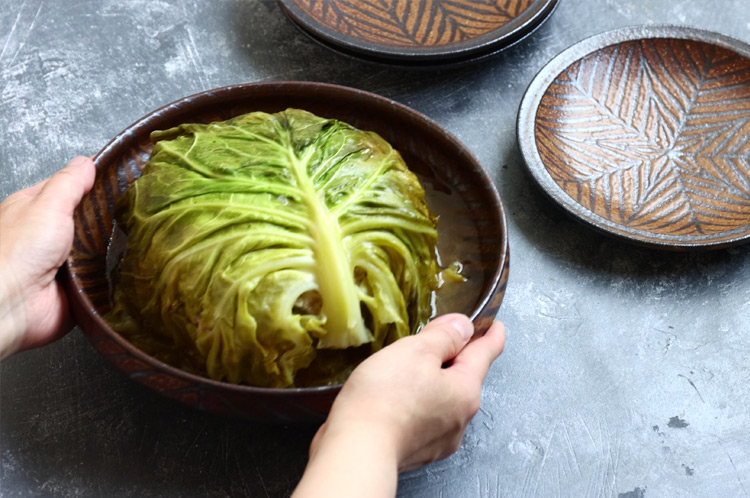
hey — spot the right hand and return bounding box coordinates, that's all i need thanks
[292,314,506,498]
[316,313,506,471]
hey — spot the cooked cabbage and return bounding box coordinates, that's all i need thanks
[108,108,439,388]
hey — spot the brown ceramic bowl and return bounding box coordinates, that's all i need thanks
[518,26,750,250]
[64,82,509,423]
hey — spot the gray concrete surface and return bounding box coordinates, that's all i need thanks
[2,1,749,497]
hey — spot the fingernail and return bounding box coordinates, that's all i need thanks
[450,316,474,341]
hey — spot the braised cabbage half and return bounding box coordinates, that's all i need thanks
[108,109,439,388]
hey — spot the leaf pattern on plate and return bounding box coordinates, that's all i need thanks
[535,38,750,236]
[292,0,534,47]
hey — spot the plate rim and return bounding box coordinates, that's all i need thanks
[517,24,750,250]
[277,0,558,63]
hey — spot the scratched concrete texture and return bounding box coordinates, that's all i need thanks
[2,0,750,497]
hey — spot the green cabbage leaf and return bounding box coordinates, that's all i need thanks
[109,109,439,388]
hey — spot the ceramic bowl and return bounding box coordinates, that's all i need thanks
[518,25,750,250]
[64,81,509,422]
[278,0,558,66]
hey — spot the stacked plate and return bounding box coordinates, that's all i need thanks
[278,0,558,66]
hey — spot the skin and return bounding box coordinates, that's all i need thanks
[1,157,506,497]
[0,156,96,359]
[292,315,506,498]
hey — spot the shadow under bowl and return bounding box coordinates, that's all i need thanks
[64,81,509,423]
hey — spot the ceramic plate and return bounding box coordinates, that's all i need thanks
[278,0,558,65]
[518,26,750,250]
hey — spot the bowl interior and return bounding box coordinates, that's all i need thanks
[66,82,508,421]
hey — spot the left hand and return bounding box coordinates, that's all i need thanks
[0,156,96,359]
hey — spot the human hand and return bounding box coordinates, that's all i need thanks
[0,156,96,359]
[292,314,506,498]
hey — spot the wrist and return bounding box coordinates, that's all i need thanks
[293,420,400,498]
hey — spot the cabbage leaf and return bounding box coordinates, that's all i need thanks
[110,109,439,388]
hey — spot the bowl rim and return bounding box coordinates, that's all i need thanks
[517,24,750,250]
[66,80,509,396]
[277,0,559,64]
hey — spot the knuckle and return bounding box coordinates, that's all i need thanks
[458,385,482,419]
[466,395,481,418]
[436,324,465,356]
[446,430,467,457]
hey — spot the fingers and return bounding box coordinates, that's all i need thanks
[413,313,474,364]
[449,321,506,381]
[16,279,75,353]
[38,156,96,215]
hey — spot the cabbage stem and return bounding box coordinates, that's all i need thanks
[289,147,371,348]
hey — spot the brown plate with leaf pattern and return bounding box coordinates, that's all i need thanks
[518,26,750,250]
[278,0,558,65]
[64,82,509,422]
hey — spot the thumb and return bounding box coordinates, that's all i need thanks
[38,156,96,215]
[450,321,506,381]
[414,313,475,364]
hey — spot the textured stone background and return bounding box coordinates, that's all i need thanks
[2,1,749,497]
